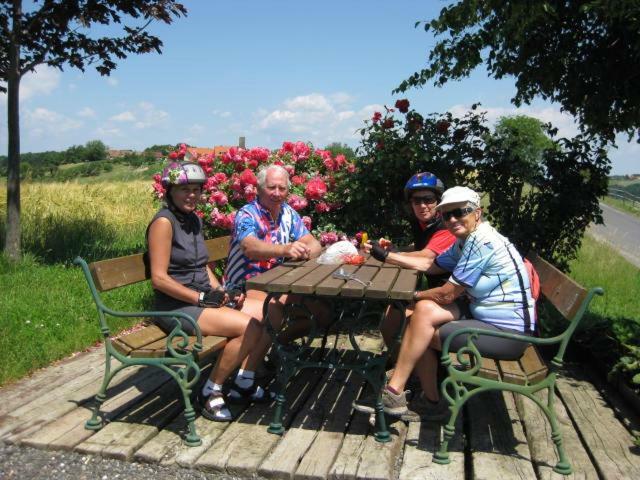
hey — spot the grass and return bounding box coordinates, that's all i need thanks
[601,196,640,219]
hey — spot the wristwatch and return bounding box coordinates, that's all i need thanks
[413,290,420,302]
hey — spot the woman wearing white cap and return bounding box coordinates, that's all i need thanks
[354,186,535,420]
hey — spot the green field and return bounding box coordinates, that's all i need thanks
[0,178,639,387]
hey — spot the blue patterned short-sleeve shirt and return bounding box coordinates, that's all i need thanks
[435,222,535,332]
[223,200,309,289]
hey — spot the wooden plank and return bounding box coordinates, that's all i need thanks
[259,352,363,480]
[556,366,640,478]
[468,390,537,479]
[477,357,500,381]
[267,265,319,293]
[365,267,399,299]
[388,269,418,301]
[129,334,226,359]
[515,390,598,479]
[293,264,342,295]
[245,265,293,290]
[114,324,167,351]
[519,346,548,384]
[74,377,186,460]
[340,266,379,298]
[20,366,170,450]
[399,413,465,480]
[0,348,105,417]
[195,365,327,476]
[499,359,527,385]
[526,252,588,320]
[329,413,407,480]
[315,264,357,297]
[90,236,230,292]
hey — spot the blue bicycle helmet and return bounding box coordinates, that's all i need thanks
[404,172,445,200]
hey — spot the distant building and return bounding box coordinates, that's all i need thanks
[108,149,135,159]
[187,145,234,159]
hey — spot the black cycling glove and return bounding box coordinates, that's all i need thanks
[198,288,226,308]
[371,243,389,262]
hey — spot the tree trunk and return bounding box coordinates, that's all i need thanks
[4,0,22,261]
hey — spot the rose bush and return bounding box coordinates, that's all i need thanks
[152,141,357,241]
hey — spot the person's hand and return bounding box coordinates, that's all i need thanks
[378,237,393,250]
[284,240,311,260]
[224,288,244,309]
[362,240,373,254]
[199,289,226,308]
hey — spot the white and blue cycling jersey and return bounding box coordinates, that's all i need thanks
[435,222,535,333]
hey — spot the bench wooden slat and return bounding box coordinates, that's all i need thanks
[526,251,588,320]
[519,345,548,384]
[477,357,500,381]
[90,236,230,292]
[498,359,527,385]
[113,324,167,351]
[129,334,227,358]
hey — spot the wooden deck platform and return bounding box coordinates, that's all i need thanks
[1,335,639,479]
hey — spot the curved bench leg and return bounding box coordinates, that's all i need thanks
[85,352,115,431]
[180,388,201,447]
[433,399,460,465]
[545,386,572,475]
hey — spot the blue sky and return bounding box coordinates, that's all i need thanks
[1,0,637,174]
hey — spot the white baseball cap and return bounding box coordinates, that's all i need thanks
[436,186,481,210]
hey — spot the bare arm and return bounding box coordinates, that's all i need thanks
[148,217,200,305]
[298,233,322,258]
[414,281,465,305]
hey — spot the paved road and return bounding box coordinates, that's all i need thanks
[588,202,640,268]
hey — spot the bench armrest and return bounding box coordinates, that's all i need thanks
[75,256,204,353]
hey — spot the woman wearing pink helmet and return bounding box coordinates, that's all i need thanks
[147,161,274,422]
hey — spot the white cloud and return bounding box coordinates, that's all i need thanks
[20,66,61,100]
[212,109,232,118]
[24,108,82,137]
[77,107,96,118]
[107,77,119,87]
[110,111,136,122]
[95,126,122,138]
[448,103,580,139]
[253,93,382,145]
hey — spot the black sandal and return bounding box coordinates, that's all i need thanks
[201,391,233,422]
[226,382,275,404]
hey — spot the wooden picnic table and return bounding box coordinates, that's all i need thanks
[246,255,420,442]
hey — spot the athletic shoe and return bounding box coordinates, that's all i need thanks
[353,387,410,417]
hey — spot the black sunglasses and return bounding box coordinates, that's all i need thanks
[410,195,438,206]
[441,207,475,221]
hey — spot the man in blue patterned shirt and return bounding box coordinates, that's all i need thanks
[224,164,321,291]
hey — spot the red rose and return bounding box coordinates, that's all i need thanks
[453,128,467,141]
[436,120,450,135]
[372,111,382,123]
[305,177,328,200]
[382,118,394,129]
[240,168,257,186]
[395,99,410,113]
[315,201,330,213]
[168,151,178,160]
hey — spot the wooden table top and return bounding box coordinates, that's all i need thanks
[245,255,418,301]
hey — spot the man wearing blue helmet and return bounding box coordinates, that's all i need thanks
[365,172,455,277]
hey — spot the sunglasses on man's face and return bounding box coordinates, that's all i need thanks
[441,207,475,221]
[410,195,438,206]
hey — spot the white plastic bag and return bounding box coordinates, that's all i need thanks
[316,240,358,265]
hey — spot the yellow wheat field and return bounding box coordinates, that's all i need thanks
[0,180,159,259]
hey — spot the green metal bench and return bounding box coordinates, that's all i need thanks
[434,252,604,475]
[74,236,230,447]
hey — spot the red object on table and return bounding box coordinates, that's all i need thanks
[342,254,365,265]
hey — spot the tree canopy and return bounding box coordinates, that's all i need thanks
[1,0,186,260]
[395,0,640,143]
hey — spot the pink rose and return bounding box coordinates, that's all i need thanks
[291,174,306,186]
[346,163,356,173]
[292,141,310,162]
[214,172,228,184]
[240,168,258,187]
[323,157,336,171]
[210,190,228,206]
[284,164,295,176]
[315,201,330,213]
[248,147,270,163]
[244,184,257,202]
[302,215,312,231]
[320,231,339,246]
[288,194,308,211]
[335,154,346,168]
